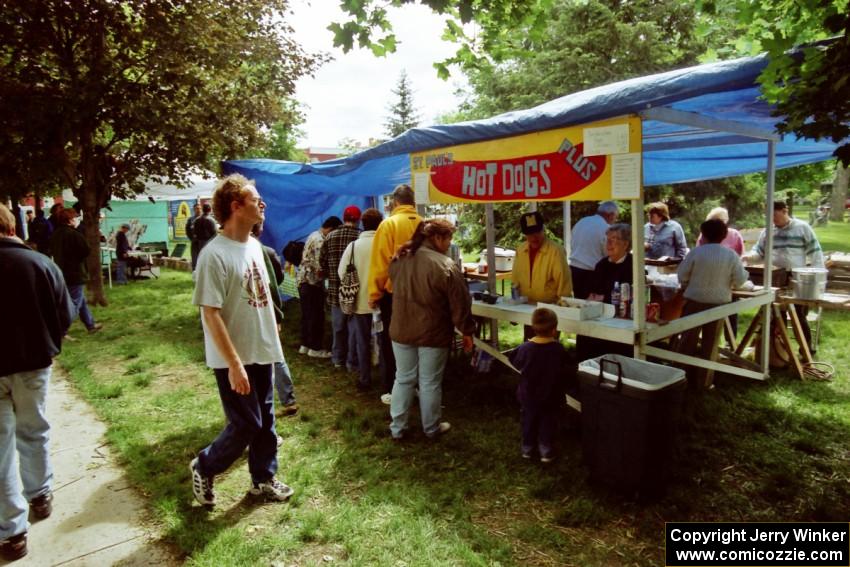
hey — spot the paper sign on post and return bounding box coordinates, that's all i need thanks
[583,124,630,156]
[610,153,641,199]
[414,172,431,204]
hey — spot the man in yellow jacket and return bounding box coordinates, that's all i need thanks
[367,184,422,403]
[513,211,572,307]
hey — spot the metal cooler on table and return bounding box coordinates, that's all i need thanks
[578,355,686,497]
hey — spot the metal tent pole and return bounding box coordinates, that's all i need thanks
[563,201,571,260]
[761,140,776,378]
[632,195,646,358]
[485,203,498,344]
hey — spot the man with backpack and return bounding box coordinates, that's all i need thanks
[320,206,361,370]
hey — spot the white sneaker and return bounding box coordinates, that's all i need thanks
[189,458,215,506]
[426,422,451,440]
[249,478,294,501]
[307,349,332,359]
[276,435,284,448]
[380,393,392,405]
[298,345,309,354]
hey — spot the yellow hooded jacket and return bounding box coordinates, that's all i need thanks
[513,237,572,303]
[367,205,422,303]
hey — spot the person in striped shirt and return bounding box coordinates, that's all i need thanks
[744,200,824,353]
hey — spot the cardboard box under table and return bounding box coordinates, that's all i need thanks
[578,355,685,496]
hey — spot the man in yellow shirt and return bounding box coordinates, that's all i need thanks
[367,184,422,403]
[513,211,572,323]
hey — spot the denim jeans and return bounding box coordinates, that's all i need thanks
[68,284,96,330]
[330,305,355,367]
[298,283,325,351]
[348,314,374,388]
[0,366,52,540]
[115,259,128,284]
[389,342,449,438]
[196,364,277,484]
[273,359,296,407]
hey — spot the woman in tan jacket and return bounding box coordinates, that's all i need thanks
[387,219,475,440]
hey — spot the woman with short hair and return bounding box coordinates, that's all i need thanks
[644,202,688,259]
[387,219,475,440]
[696,207,744,256]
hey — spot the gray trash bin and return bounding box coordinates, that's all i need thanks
[578,354,686,496]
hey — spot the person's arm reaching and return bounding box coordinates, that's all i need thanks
[201,306,250,395]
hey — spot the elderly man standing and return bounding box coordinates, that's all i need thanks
[744,200,825,353]
[1,204,74,561]
[569,201,618,299]
[115,223,131,284]
[320,206,362,370]
[189,174,293,506]
[368,185,422,405]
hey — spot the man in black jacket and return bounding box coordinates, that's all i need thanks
[0,204,74,561]
[191,203,217,270]
[186,203,202,269]
[49,209,103,333]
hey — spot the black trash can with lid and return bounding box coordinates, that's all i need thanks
[578,354,686,497]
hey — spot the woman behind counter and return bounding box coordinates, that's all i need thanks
[644,202,688,260]
[387,219,475,440]
[576,223,634,361]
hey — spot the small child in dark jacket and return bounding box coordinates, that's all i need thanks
[508,307,569,463]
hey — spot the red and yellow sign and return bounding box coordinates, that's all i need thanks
[410,116,641,204]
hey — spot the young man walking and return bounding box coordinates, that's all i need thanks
[189,174,293,506]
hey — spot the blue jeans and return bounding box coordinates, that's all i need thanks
[330,305,355,367]
[68,284,96,329]
[273,359,296,407]
[389,343,449,438]
[115,259,128,284]
[196,364,277,484]
[349,314,374,388]
[0,367,52,540]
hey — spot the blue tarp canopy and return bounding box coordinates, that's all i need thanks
[224,47,841,254]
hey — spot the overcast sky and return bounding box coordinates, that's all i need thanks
[288,0,468,149]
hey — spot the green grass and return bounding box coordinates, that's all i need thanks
[57,227,850,566]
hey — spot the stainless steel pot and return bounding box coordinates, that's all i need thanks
[791,267,828,300]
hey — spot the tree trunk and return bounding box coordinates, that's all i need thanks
[77,144,112,307]
[830,164,849,222]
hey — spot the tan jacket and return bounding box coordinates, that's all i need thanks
[388,242,476,347]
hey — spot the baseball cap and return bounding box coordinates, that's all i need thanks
[520,211,544,235]
[121,223,131,229]
[343,206,362,222]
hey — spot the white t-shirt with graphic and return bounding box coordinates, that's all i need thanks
[192,235,284,369]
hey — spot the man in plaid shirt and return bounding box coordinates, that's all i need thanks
[297,216,341,358]
[320,206,362,369]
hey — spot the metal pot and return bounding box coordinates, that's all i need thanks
[791,267,828,300]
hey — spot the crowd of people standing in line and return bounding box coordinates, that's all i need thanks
[1,173,828,558]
